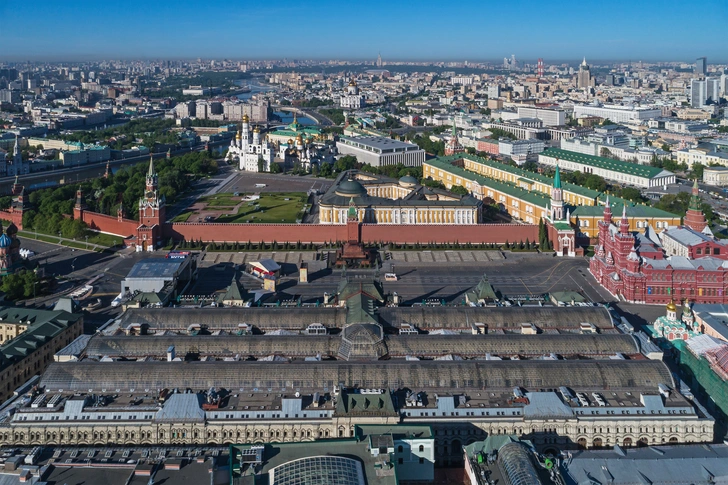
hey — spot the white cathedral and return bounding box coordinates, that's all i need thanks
[340,78,365,109]
[225,114,275,172]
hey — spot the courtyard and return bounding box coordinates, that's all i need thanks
[171,192,308,224]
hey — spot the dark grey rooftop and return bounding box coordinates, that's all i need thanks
[233,440,396,485]
[125,258,185,280]
[339,135,421,151]
[114,304,613,333]
[378,305,614,330]
[561,443,728,485]
[39,359,674,393]
[83,333,638,360]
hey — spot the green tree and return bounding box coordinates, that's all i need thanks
[319,162,333,178]
[334,155,358,173]
[691,163,705,180]
[257,155,265,173]
[584,174,608,192]
[487,128,517,140]
[618,187,646,203]
[269,161,282,174]
[1,270,41,301]
[449,185,469,196]
[538,218,547,248]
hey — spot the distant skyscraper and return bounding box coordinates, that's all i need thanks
[690,78,719,107]
[695,57,707,77]
[537,58,544,78]
[576,58,595,89]
[376,52,382,68]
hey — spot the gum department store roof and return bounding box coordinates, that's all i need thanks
[39,359,673,393]
[115,305,613,332]
[83,333,639,360]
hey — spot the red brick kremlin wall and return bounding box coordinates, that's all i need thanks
[81,212,139,238]
[168,222,539,245]
[0,210,24,230]
[76,208,540,245]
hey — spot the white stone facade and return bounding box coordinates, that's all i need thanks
[226,117,275,172]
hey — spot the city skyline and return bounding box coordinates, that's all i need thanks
[1,0,727,62]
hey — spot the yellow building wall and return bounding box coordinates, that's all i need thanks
[423,163,548,224]
[459,158,598,207]
[570,214,681,238]
[0,324,28,344]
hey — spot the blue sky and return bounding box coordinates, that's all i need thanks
[0,0,726,62]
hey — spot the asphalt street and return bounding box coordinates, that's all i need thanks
[18,237,166,325]
[239,253,614,305]
[217,172,332,195]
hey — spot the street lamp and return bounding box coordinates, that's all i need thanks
[85,236,88,249]
[71,257,77,273]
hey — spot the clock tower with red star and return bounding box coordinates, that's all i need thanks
[137,155,165,251]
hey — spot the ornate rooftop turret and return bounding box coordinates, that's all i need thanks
[347,197,358,221]
[619,204,629,235]
[684,179,708,232]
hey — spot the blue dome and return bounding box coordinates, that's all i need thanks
[0,233,11,248]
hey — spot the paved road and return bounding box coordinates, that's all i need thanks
[237,253,614,305]
[217,172,332,195]
[18,237,165,325]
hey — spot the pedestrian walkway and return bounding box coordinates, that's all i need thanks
[389,250,506,264]
[19,231,105,252]
[204,172,239,197]
[201,251,316,266]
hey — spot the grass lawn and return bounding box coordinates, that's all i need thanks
[215,192,307,224]
[171,211,194,222]
[86,232,123,247]
[199,193,242,207]
[18,231,122,249]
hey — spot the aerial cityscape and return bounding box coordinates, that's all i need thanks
[1,0,728,484]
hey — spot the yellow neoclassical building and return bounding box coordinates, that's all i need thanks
[424,155,682,231]
[318,170,482,225]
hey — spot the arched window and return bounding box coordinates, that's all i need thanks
[398,445,403,453]
[419,445,424,452]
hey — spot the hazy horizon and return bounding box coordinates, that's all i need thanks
[1,0,727,63]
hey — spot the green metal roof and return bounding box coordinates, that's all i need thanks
[220,275,247,303]
[425,158,551,207]
[466,274,498,303]
[0,307,82,368]
[433,153,601,200]
[335,390,397,416]
[571,203,680,219]
[554,164,561,189]
[540,148,669,179]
